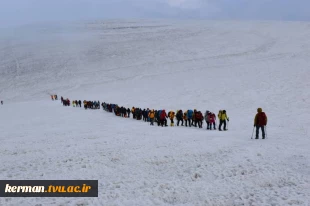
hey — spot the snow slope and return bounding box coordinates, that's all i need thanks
[0,20,310,206]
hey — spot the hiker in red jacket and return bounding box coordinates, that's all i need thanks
[195,111,203,128]
[208,112,216,130]
[254,108,268,139]
[160,110,168,127]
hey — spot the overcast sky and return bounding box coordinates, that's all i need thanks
[0,0,309,28]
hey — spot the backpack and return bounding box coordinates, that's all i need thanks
[160,111,166,119]
[195,112,200,119]
[183,113,188,120]
[204,114,209,122]
[177,110,183,119]
[188,110,193,118]
[149,112,155,118]
[209,114,215,123]
[196,112,203,120]
[257,112,267,126]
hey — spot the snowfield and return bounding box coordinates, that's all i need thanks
[0,20,310,206]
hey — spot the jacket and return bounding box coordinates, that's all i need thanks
[254,108,267,126]
[195,112,203,121]
[187,110,193,119]
[205,113,210,122]
[183,113,188,120]
[176,110,183,119]
[160,110,167,120]
[169,112,175,119]
[149,111,155,119]
[209,113,216,123]
[218,111,228,121]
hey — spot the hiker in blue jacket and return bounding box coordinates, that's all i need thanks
[187,109,193,127]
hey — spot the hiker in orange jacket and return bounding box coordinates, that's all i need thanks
[148,110,155,125]
[168,111,175,126]
[183,112,188,127]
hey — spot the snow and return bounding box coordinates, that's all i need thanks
[0,20,310,205]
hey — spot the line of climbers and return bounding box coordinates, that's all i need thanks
[50,95,58,101]
[103,104,230,131]
[56,96,230,131]
[61,97,70,106]
[73,100,82,107]
[54,95,267,138]
[83,100,100,109]
[60,96,100,109]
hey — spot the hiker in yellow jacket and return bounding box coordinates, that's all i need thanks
[168,111,175,126]
[218,110,229,131]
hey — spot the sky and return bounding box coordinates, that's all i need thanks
[0,0,309,28]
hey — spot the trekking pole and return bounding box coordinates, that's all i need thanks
[265,126,267,139]
[251,126,255,139]
[227,119,229,130]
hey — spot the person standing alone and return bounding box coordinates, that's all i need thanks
[254,108,268,139]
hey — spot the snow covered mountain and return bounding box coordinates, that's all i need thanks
[0,20,309,206]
